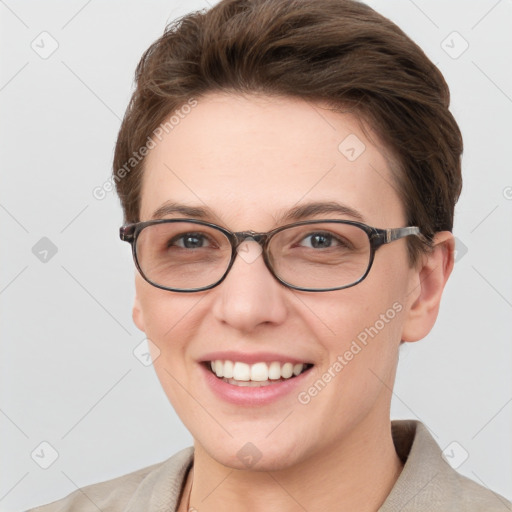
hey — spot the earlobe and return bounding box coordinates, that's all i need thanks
[132,293,146,332]
[401,231,455,343]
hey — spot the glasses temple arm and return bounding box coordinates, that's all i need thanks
[119,225,136,242]
[371,226,421,248]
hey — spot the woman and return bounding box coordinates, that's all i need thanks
[29,0,511,510]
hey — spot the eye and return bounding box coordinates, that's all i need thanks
[299,232,350,249]
[168,232,213,249]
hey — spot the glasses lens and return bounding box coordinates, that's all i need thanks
[135,221,231,290]
[268,222,371,290]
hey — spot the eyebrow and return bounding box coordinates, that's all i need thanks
[150,200,366,224]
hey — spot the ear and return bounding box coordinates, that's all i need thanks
[132,292,146,332]
[401,231,455,342]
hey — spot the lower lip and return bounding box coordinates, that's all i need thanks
[200,363,313,406]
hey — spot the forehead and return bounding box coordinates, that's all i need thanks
[140,93,405,229]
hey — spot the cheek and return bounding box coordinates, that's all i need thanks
[136,277,199,339]
[310,265,406,346]
[308,264,408,387]
[296,292,404,433]
[135,283,207,412]
[134,280,208,381]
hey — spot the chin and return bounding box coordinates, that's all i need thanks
[198,434,310,472]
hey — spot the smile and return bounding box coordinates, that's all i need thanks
[207,360,314,387]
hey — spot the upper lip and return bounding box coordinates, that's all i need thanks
[199,351,313,365]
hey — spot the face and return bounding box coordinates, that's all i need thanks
[133,93,422,471]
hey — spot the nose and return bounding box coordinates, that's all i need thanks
[210,238,288,333]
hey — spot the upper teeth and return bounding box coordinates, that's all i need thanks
[210,360,306,381]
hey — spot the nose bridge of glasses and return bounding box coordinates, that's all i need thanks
[232,231,268,247]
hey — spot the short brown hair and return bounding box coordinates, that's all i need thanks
[113,0,463,266]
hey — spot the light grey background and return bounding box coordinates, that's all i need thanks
[1,1,511,510]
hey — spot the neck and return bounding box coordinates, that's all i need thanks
[186,416,403,512]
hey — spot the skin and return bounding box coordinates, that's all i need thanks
[132,92,455,512]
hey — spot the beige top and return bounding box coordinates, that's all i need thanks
[28,420,511,511]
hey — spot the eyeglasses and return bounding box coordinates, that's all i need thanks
[120,219,421,293]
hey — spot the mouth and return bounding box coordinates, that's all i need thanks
[203,360,314,387]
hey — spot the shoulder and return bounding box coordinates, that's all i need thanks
[26,447,194,512]
[447,470,512,511]
[381,420,511,512]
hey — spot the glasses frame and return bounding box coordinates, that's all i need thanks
[120,218,421,293]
